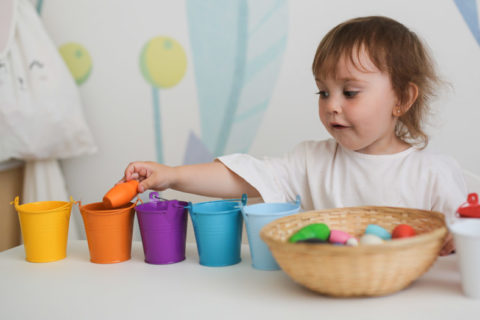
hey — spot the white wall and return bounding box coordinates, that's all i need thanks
[36,0,480,239]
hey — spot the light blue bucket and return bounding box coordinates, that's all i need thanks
[242,196,301,270]
[187,194,247,267]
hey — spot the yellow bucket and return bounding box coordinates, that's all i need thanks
[11,196,74,263]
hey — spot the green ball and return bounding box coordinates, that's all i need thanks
[289,223,330,243]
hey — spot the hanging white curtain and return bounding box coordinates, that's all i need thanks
[0,0,97,240]
[23,160,83,240]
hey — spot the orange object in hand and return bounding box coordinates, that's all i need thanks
[103,180,139,209]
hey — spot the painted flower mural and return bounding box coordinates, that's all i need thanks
[184,0,288,163]
[139,36,187,163]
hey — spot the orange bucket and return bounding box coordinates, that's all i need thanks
[78,201,136,264]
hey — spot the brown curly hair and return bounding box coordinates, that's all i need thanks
[312,16,441,147]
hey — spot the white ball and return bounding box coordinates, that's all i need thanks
[346,237,359,246]
[360,234,384,245]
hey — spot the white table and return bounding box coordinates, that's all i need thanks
[0,241,478,320]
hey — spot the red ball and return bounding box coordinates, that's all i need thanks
[392,224,416,239]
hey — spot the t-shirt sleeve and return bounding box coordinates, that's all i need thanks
[430,156,468,224]
[216,142,309,203]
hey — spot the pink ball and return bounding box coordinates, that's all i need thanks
[329,229,352,244]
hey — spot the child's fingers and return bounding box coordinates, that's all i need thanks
[124,162,146,180]
[124,163,135,180]
[123,161,165,193]
[439,245,454,256]
[130,173,139,180]
[139,177,155,193]
[439,233,455,256]
[116,173,139,186]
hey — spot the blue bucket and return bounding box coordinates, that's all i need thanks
[187,194,247,267]
[242,196,301,270]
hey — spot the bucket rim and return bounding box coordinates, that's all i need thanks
[79,201,137,215]
[188,208,242,215]
[241,195,301,216]
[136,207,188,215]
[450,220,480,239]
[244,209,299,217]
[135,199,189,212]
[243,201,300,208]
[452,231,480,239]
[12,196,74,213]
[243,203,300,213]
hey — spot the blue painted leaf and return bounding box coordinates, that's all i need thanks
[454,0,480,46]
[186,0,288,156]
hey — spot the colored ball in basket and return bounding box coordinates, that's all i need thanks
[289,223,330,243]
[346,237,359,246]
[329,229,353,244]
[392,224,416,239]
[103,180,139,209]
[365,224,391,240]
[360,234,384,245]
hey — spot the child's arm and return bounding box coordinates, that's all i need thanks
[123,160,261,198]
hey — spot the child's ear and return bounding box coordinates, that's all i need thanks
[394,82,419,116]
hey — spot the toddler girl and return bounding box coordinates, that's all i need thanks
[122,16,467,255]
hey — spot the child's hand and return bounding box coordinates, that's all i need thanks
[122,161,174,193]
[439,232,455,256]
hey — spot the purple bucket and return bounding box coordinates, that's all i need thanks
[135,192,188,264]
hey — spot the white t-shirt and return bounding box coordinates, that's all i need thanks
[218,139,467,223]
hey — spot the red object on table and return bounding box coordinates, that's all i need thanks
[457,193,480,218]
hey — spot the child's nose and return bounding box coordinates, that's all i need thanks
[324,96,342,114]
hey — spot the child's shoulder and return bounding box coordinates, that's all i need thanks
[409,148,464,175]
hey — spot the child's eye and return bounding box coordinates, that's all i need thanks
[316,91,329,98]
[343,91,358,98]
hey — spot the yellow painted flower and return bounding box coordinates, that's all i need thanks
[140,36,187,88]
[59,42,92,85]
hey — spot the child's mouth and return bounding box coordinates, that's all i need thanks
[331,123,348,129]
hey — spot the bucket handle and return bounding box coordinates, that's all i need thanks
[149,191,169,202]
[295,194,301,207]
[230,194,247,207]
[186,201,194,224]
[241,193,248,206]
[10,196,19,210]
[149,191,189,210]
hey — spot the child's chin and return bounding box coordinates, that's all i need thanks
[336,140,361,151]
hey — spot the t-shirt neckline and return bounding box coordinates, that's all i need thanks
[339,142,417,160]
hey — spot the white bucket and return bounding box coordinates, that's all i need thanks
[450,219,480,299]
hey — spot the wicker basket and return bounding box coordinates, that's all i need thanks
[260,206,447,297]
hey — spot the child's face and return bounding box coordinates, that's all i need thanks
[315,49,405,154]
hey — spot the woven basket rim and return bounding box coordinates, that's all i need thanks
[260,206,447,254]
